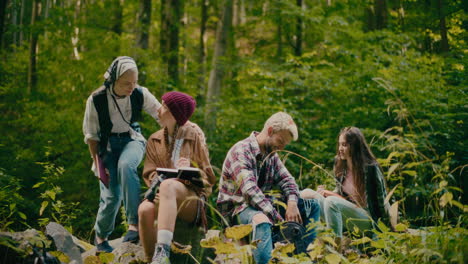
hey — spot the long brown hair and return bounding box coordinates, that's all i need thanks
[334,127,378,207]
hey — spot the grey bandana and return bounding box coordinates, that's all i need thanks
[103,56,138,88]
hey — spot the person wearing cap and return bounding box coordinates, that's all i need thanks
[138,91,216,264]
[217,112,320,264]
[82,56,161,252]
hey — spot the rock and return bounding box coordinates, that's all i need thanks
[46,222,83,264]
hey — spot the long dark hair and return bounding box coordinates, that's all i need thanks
[334,127,378,207]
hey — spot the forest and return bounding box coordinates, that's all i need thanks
[0,0,466,263]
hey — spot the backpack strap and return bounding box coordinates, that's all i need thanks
[92,87,112,156]
[130,87,143,123]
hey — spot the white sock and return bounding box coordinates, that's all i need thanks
[157,229,173,246]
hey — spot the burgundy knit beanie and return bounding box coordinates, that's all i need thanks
[162,91,196,126]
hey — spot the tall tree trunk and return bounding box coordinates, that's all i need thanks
[438,0,449,52]
[28,0,40,95]
[19,0,25,45]
[374,0,388,29]
[276,8,282,59]
[204,0,233,132]
[111,0,122,53]
[160,0,183,89]
[198,0,208,99]
[137,0,151,49]
[0,0,8,50]
[168,0,183,87]
[72,0,81,60]
[294,0,302,56]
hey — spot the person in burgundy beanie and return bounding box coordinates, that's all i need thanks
[138,91,216,264]
[161,91,196,126]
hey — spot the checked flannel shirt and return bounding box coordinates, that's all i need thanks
[216,132,300,223]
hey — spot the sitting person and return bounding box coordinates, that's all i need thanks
[303,126,390,248]
[138,92,216,264]
[217,112,320,264]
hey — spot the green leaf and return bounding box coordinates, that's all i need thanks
[18,212,27,220]
[401,170,417,177]
[32,182,44,188]
[325,253,341,264]
[39,201,49,216]
[387,163,400,178]
[99,252,115,263]
[395,223,408,232]
[439,192,453,207]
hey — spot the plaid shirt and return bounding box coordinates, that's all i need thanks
[216,132,300,223]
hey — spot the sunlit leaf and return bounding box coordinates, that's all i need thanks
[39,201,49,216]
[395,223,408,232]
[439,192,453,207]
[321,236,337,247]
[389,201,399,229]
[171,241,192,254]
[272,242,295,255]
[225,224,252,240]
[385,184,399,204]
[84,256,100,264]
[350,236,372,246]
[18,212,27,220]
[325,253,341,264]
[49,251,70,263]
[98,252,115,263]
[387,163,400,178]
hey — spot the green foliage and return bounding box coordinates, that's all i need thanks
[0,168,27,231]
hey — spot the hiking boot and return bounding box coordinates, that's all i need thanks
[151,243,171,264]
[122,230,139,244]
[95,240,114,253]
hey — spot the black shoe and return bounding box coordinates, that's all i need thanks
[96,239,114,253]
[122,230,139,244]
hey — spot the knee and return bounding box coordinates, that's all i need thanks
[138,200,156,219]
[117,158,137,172]
[159,179,183,197]
[300,188,318,199]
[252,213,271,225]
[324,196,340,211]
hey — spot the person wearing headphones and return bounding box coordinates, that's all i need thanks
[82,56,161,252]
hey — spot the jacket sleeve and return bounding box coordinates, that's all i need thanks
[142,138,159,187]
[192,129,216,196]
[273,156,300,203]
[371,165,390,225]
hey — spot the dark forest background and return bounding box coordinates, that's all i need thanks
[0,0,466,261]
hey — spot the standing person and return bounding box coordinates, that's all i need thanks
[138,91,216,264]
[217,112,320,264]
[303,126,390,248]
[83,56,161,252]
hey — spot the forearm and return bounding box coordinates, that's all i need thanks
[87,139,99,164]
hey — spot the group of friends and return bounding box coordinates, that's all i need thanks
[83,56,391,264]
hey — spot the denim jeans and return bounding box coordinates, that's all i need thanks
[305,189,373,238]
[94,135,145,239]
[236,198,320,263]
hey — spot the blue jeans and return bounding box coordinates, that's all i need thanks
[237,198,320,263]
[305,189,373,238]
[94,135,145,239]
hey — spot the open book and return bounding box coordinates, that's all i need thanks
[156,167,203,188]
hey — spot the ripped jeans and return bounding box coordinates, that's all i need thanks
[235,198,320,264]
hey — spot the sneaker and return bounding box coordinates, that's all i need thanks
[122,230,139,244]
[151,243,171,264]
[95,238,114,253]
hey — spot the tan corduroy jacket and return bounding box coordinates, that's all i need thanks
[142,121,216,196]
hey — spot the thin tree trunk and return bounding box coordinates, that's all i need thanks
[198,0,208,99]
[294,0,302,56]
[374,0,387,29]
[276,9,282,59]
[137,0,151,49]
[0,0,9,49]
[167,0,183,87]
[19,0,25,45]
[28,0,40,95]
[72,0,81,60]
[438,0,449,52]
[205,0,233,132]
